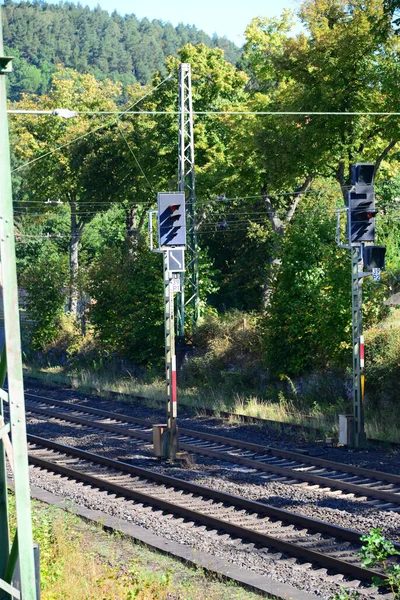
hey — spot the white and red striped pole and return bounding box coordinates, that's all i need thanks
[360,334,365,408]
[163,252,178,460]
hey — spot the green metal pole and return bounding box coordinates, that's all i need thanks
[0,6,37,599]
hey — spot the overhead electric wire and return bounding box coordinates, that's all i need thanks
[116,122,155,195]
[9,109,400,117]
[11,73,174,174]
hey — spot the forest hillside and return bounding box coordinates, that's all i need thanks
[2,0,241,100]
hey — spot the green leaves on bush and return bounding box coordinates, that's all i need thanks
[21,250,68,351]
[87,240,164,366]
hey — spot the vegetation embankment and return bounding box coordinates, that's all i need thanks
[8,492,269,600]
[24,307,400,443]
[8,0,400,441]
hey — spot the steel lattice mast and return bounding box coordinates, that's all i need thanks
[177,63,199,339]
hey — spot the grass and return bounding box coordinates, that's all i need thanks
[23,363,335,434]
[23,362,400,444]
[8,492,270,600]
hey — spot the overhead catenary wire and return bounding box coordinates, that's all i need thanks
[9,109,400,117]
[11,73,174,174]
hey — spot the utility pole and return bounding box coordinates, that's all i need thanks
[0,6,38,598]
[177,63,199,341]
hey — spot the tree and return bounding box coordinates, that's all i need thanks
[2,0,241,101]
[21,249,68,351]
[264,186,387,376]
[87,238,164,365]
[238,0,400,303]
[12,67,123,315]
[244,1,400,195]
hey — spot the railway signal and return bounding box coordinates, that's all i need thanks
[158,192,186,248]
[149,192,187,462]
[336,162,387,448]
[348,163,376,243]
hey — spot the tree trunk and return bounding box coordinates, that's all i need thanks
[262,176,313,307]
[125,204,149,255]
[68,198,83,315]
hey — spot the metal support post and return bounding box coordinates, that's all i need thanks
[163,253,178,461]
[0,7,37,598]
[177,63,200,340]
[350,247,366,448]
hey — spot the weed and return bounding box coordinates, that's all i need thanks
[359,528,400,598]
[332,529,400,600]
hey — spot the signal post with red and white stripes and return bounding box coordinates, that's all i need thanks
[351,247,367,448]
[163,252,178,460]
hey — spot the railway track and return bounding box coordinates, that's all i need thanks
[23,379,400,448]
[26,432,398,594]
[18,392,400,511]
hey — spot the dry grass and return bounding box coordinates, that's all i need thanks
[8,494,270,600]
[24,363,399,443]
[24,364,335,434]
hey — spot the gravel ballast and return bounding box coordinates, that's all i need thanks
[19,382,400,599]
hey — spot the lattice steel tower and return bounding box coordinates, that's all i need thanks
[177,63,200,339]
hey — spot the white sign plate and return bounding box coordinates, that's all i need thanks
[372,268,381,282]
[171,274,181,293]
[167,248,185,272]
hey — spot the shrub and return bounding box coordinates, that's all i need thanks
[21,251,68,351]
[181,311,265,392]
[87,240,164,367]
[364,310,400,406]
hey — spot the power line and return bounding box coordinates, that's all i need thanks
[116,122,155,195]
[11,73,174,174]
[9,109,400,117]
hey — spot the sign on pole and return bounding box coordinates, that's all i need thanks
[167,248,185,273]
[372,268,381,282]
[171,274,181,293]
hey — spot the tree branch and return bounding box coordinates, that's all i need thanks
[285,175,313,224]
[374,139,398,175]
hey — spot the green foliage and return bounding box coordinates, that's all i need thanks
[265,187,389,377]
[332,528,400,599]
[375,175,400,280]
[81,204,126,263]
[21,249,68,350]
[181,311,264,392]
[364,311,400,406]
[87,239,164,366]
[332,591,360,600]
[3,0,241,101]
[359,529,400,597]
[243,0,400,193]
[265,192,351,375]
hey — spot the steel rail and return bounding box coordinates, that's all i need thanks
[22,394,400,484]
[27,434,392,582]
[23,402,400,504]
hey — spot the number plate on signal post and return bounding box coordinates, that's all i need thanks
[372,268,381,281]
[171,274,181,293]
